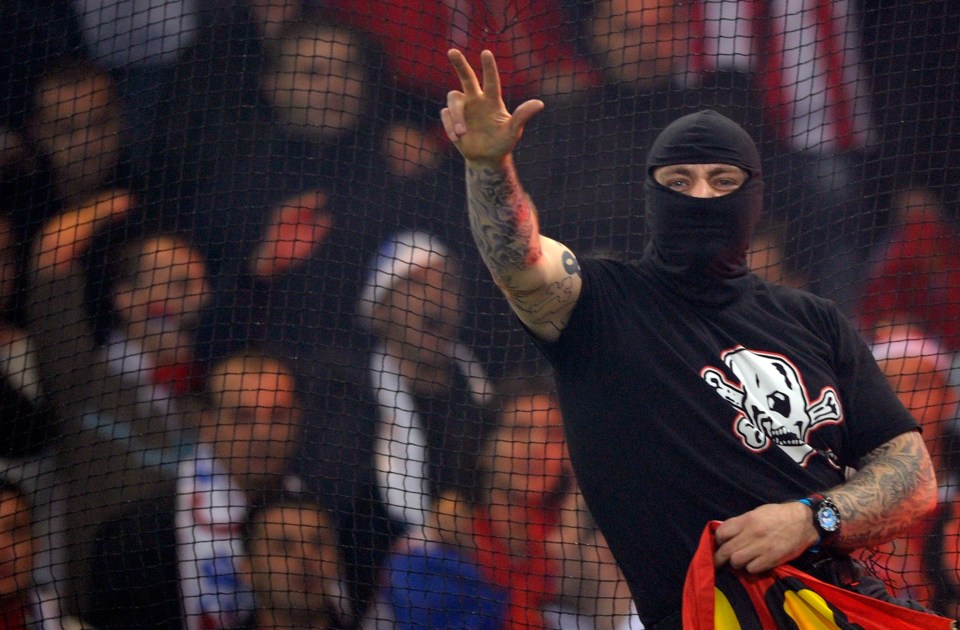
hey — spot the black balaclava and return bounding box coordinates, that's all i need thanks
[643,109,764,304]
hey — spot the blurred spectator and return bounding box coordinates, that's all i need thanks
[170,0,306,106]
[371,374,635,629]
[88,350,303,630]
[235,193,398,619]
[148,0,305,206]
[324,0,599,108]
[26,192,212,611]
[290,342,400,621]
[0,56,134,326]
[357,230,497,531]
[152,4,450,214]
[855,323,959,608]
[156,12,377,208]
[0,478,94,629]
[69,0,199,150]
[317,0,597,229]
[0,211,65,595]
[0,0,83,131]
[153,14,474,369]
[23,58,128,209]
[584,0,694,92]
[6,57,134,321]
[154,17,416,359]
[515,377,638,630]
[241,492,350,629]
[858,186,960,354]
[0,1,83,291]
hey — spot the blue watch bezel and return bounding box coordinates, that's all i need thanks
[816,503,840,533]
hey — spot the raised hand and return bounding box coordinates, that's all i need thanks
[440,49,544,166]
[33,189,135,276]
[251,189,333,278]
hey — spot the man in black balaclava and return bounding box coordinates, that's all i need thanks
[442,50,939,629]
[645,110,762,275]
[643,109,765,304]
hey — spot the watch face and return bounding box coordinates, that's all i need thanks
[817,505,840,532]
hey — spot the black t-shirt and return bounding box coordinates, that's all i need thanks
[537,257,918,626]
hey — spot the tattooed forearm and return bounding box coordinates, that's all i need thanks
[465,159,540,281]
[828,431,936,550]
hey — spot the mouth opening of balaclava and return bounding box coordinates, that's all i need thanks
[643,110,764,299]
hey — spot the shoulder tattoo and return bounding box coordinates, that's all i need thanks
[562,250,581,277]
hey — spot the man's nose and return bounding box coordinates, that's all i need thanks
[688,178,717,198]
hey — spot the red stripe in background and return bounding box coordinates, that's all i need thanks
[815,0,855,151]
[689,0,705,76]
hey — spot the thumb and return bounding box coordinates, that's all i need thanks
[510,98,545,134]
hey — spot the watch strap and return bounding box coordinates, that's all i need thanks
[795,493,828,551]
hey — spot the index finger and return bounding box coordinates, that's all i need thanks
[448,49,481,97]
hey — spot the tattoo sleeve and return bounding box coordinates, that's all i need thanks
[465,158,540,282]
[464,158,581,336]
[829,431,937,550]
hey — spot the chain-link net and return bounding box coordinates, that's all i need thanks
[1,1,958,628]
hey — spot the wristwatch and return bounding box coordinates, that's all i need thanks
[797,493,841,550]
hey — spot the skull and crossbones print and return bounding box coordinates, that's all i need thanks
[702,346,842,467]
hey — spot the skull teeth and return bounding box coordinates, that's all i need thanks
[767,423,804,446]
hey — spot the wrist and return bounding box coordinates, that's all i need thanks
[466,153,512,171]
[796,493,842,552]
[795,497,823,550]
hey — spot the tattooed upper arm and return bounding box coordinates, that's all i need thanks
[499,238,582,343]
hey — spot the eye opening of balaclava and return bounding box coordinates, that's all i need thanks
[643,109,765,291]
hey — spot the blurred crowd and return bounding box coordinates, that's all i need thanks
[0,0,958,628]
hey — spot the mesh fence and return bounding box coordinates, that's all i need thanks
[1,0,959,628]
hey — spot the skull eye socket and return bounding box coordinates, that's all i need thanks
[767,391,791,417]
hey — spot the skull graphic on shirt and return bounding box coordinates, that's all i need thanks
[702,346,842,466]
